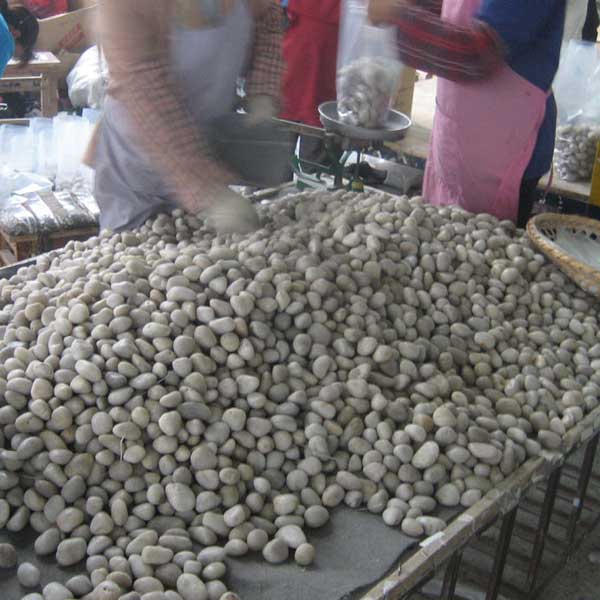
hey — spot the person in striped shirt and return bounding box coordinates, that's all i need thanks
[89,0,286,234]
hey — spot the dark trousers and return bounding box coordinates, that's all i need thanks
[517,177,541,229]
[583,0,599,42]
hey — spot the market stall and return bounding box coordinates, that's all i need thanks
[0,186,598,600]
[0,3,599,597]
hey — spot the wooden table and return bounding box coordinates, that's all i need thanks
[392,78,592,202]
[0,51,61,121]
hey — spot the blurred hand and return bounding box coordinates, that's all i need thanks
[205,189,260,234]
[368,0,405,24]
[245,95,278,127]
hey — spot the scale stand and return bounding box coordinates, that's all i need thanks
[273,102,412,193]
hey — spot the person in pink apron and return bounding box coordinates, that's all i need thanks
[368,0,566,227]
[89,0,290,234]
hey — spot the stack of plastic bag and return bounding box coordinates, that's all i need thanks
[0,110,100,188]
[0,190,99,238]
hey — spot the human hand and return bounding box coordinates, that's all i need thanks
[245,94,278,127]
[204,189,260,234]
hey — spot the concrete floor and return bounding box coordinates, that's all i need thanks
[420,447,600,600]
[541,533,600,600]
[525,448,600,600]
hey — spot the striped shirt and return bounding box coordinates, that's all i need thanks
[391,0,565,178]
[391,0,504,81]
[99,0,283,213]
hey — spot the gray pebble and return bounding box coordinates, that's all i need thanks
[17,562,40,587]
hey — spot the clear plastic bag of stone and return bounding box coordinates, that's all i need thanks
[553,124,600,182]
[553,40,600,181]
[336,0,402,128]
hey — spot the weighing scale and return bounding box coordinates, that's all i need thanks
[273,101,413,193]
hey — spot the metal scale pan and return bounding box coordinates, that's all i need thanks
[318,101,412,143]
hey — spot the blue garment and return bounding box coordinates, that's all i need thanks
[477,0,566,179]
[0,15,14,77]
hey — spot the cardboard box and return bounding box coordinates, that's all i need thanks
[35,5,97,54]
[393,68,417,118]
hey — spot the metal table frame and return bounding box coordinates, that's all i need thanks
[362,416,600,600]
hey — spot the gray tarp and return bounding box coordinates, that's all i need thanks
[0,508,417,600]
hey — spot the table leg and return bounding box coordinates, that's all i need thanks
[440,552,462,600]
[526,466,562,593]
[486,508,517,600]
[565,434,600,557]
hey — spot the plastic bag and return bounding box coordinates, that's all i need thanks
[53,114,93,186]
[0,126,35,173]
[553,40,600,181]
[66,46,109,110]
[336,0,401,129]
[562,0,588,46]
[40,191,97,230]
[0,195,58,237]
[74,192,100,220]
[29,118,55,177]
[0,191,98,238]
[0,196,39,237]
[0,165,52,206]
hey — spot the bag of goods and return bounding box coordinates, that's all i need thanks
[0,190,98,237]
[553,40,600,182]
[66,46,109,110]
[336,0,401,129]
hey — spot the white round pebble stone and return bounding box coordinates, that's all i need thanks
[17,562,41,587]
[294,543,315,567]
[262,539,289,564]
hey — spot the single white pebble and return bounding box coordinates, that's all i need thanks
[247,529,269,552]
[275,525,307,549]
[18,562,41,587]
[42,582,73,600]
[91,580,122,600]
[177,573,208,600]
[294,543,315,567]
[262,539,288,564]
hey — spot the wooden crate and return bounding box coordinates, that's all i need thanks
[1,52,62,119]
[0,226,98,266]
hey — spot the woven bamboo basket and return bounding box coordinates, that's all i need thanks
[527,213,600,297]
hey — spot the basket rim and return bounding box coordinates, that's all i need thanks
[527,213,600,285]
[528,212,600,232]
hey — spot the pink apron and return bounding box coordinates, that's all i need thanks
[423,0,549,222]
